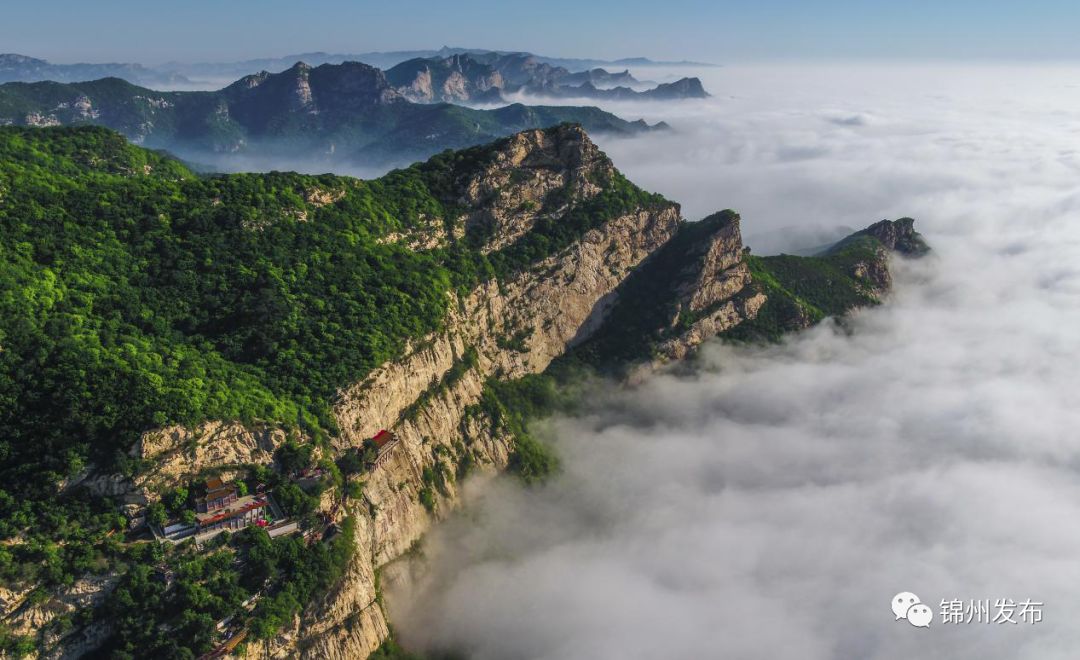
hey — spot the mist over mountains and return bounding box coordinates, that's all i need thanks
[384,52,708,104]
[0,47,714,91]
[387,64,1080,660]
[0,53,190,87]
[0,60,665,171]
[0,46,715,172]
[159,46,717,84]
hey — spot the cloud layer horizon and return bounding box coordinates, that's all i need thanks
[387,63,1080,660]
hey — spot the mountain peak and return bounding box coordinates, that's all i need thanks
[484,123,606,173]
[222,59,400,115]
[648,77,709,99]
[0,53,48,66]
[445,123,607,184]
[436,124,619,253]
[842,217,929,256]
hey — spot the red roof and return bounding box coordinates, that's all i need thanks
[372,430,395,448]
[198,498,267,527]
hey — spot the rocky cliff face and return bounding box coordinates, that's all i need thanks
[243,160,770,660]
[818,217,930,297]
[831,217,929,257]
[657,213,767,362]
[384,53,710,104]
[387,54,504,104]
[456,126,610,253]
[258,134,685,659]
[224,61,404,130]
[566,209,766,377]
[165,127,758,660]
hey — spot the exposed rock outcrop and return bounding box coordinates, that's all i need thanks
[840,217,930,256]
[4,574,118,652]
[385,53,709,104]
[820,217,930,296]
[656,211,768,362]
[570,209,764,377]
[458,125,610,252]
[133,422,288,499]
[290,202,770,659]
[386,54,504,104]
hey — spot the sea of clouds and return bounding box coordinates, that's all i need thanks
[387,63,1080,659]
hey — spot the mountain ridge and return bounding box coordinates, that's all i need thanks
[0,124,923,659]
[385,52,709,104]
[0,53,191,87]
[0,49,717,90]
[0,61,663,169]
[162,46,718,82]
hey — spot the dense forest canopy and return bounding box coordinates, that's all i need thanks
[1,126,469,497]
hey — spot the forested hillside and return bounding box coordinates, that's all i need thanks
[0,125,665,656]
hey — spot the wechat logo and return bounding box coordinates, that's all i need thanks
[892,592,932,628]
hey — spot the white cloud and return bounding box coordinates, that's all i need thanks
[387,63,1080,660]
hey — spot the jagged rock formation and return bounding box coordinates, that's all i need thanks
[230,151,772,660]
[383,54,504,104]
[658,212,768,361]
[560,68,641,88]
[225,62,404,120]
[134,422,288,498]
[456,126,610,252]
[0,49,715,91]
[825,216,929,257]
[569,210,765,374]
[386,53,709,104]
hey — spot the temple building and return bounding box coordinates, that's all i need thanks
[197,477,238,513]
[157,477,294,543]
[370,430,400,469]
[196,495,271,534]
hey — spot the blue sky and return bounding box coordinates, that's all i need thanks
[4,0,1080,63]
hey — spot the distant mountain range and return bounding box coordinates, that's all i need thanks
[162,46,718,82]
[0,61,665,169]
[0,53,190,87]
[384,52,709,104]
[0,48,716,90]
